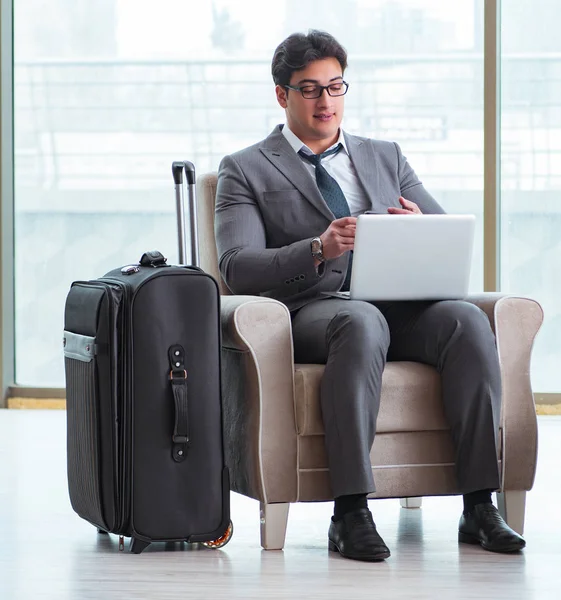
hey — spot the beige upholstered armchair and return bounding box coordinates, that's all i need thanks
[197,172,544,551]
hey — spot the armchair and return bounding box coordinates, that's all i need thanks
[197,172,544,550]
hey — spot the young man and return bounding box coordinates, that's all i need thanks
[214,30,525,562]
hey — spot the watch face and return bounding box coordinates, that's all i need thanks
[311,238,324,260]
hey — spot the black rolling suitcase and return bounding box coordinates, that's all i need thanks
[63,161,231,553]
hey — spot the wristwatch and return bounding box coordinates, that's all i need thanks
[311,237,325,262]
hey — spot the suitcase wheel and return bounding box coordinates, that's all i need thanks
[202,521,233,549]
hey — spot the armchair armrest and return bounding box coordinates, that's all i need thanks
[220,295,298,503]
[465,294,544,491]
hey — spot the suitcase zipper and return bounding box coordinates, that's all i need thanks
[69,280,127,534]
[99,277,133,533]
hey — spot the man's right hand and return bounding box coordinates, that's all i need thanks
[320,217,357,260]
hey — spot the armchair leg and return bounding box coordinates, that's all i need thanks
[400,497,423,509]
[259,502,290,550]
[496,491,526,535]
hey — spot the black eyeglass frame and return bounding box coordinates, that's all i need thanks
[284,81,349,99]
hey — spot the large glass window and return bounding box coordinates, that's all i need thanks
[14,0,483,386]
[501,0,561,392]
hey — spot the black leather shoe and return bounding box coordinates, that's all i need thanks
[328,508,391,561]
[459,503,526,553]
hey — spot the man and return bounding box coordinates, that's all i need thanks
[214,30,525,562]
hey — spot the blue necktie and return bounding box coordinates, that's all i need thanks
[299,143,353,291]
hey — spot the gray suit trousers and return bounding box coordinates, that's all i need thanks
[291,298,502,498]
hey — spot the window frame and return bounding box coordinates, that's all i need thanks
[1,0,14,408]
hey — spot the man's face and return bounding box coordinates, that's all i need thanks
[275,57,345,152]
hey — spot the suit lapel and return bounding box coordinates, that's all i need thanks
[260,127,334,221]
[344,132,380,211]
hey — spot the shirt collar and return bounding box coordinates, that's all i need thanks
[281,123,348,156]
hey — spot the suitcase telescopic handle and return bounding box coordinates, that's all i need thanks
[172,161,199,267]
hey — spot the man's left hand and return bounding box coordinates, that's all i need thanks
[387,196,422,215]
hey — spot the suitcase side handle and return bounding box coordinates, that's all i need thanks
[172,160,199,267]
[168,344,189,462]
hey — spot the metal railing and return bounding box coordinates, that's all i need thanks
[13,55,561,206]
[8,54,561,390]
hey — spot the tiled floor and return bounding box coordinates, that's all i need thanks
[0,410,560,599]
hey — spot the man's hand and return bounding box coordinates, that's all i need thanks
[320,216,357,260]
[387,196,422,215]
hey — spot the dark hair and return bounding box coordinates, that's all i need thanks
[271,30,348,87]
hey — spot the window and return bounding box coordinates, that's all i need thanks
[501,0,561,392]
[14,0,483,386]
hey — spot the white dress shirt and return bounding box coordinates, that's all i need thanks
[281,124,371,217]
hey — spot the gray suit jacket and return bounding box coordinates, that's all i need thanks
[215,125,445,312]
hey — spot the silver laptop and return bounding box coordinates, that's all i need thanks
[341,214,475,301]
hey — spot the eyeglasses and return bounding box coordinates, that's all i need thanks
[284,81,349,99]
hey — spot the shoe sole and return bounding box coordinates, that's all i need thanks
[458,531,525,553]
[328,539,391,562]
